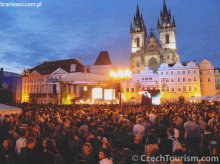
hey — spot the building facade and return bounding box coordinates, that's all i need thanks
[199,59,216,96]
[21,52,116,105]
[130,1,180,74]
[21,59,85,104]
[157,62,201,100]
[215,68,220,94]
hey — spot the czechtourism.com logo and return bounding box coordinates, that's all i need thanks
[0,1,42,8]
[132,155,219,163]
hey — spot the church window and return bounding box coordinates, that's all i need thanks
[183,77,186,82]
[136,38,140,47]
[165,34,170,43]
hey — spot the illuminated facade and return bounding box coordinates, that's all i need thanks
[199,59,216,96]
[130,1,180,74]
[215,68,220,94]
[158,62,201,100]
[21,52,116,105]
[21,59,85,104]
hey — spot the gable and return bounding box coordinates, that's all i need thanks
[50,68,68,77]
[29,71,41,76]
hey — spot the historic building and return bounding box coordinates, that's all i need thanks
[21,58,86,104]
[130,1,180,73]
[157,61,201,100]
[199,59,216,96]
[215,68,220,94]
[89,51,115,76]
[123,59,216,103]
[21,51,115,104]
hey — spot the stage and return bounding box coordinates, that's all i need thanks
[0,104,22,115]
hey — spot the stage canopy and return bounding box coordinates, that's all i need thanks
[61,72,111,84]
[0,104,22,115]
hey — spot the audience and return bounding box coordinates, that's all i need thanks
[0,102,219,164]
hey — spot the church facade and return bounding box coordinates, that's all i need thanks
[130,1,180,73]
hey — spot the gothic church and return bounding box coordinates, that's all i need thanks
[130,0,180,73]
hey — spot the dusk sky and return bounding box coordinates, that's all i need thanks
[0,0,220,73]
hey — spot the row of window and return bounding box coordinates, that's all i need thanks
[160,70,197,75]
[24,78,48,83]
[123,86,198,93]
[162,77,197,83]
[163,86,198,92]
[142,77,153,81]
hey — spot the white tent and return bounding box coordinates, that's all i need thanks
[61,72,111,84]
[0,104,22,115]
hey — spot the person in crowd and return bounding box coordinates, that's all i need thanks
[98,149,113,164]
[145,135,159,157]
[79,142,94,164]
[17,137,37,164]
[133,119,145,138]
[0,139,16,164]
[15,129,27,155]
[162,128,180,155]
[200,125,213,156]
[129,134,144,156]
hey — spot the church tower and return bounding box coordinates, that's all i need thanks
[130,5,147,53]
[157,0,176,50]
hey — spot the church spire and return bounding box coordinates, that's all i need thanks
[172,16,176,27]
[136,4,141,19]
[163,0,168,16]
[158,0,175,29]
[130,4,147,34]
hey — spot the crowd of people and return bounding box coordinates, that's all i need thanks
[0,103,220,164]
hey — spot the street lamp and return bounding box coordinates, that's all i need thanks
[109,69,132,106]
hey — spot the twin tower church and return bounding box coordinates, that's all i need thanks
[130,0,180,73]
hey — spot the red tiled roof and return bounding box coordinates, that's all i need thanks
[30,59,85,75]
[94,51,112,65]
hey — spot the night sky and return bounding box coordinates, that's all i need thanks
[0,0,219,73]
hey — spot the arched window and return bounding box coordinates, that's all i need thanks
[165,34,169,43]
[136,38,140,47]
